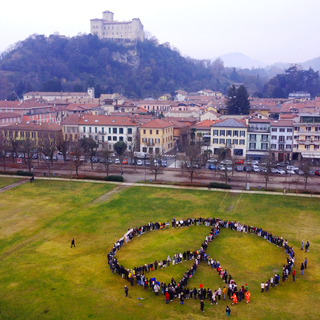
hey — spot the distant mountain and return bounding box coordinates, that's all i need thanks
[214,52,267,69]
[301,56,320,71]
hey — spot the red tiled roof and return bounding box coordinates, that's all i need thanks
[79,115,138,126]
[140,119,174,129]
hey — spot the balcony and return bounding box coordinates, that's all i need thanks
[248,128,270,133]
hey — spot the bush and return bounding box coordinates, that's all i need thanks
[16,170,34,177]
[104,175,124,182]
[0,170,16,176]
[209,182,231,189]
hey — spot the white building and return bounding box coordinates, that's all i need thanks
[270,120,294,161]
[90,11,144,42]
[78,115,139,151]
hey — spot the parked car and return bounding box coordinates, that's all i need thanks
[92,157,99,163]
[226,166,232,171]
[115,158,120,164]
[52,155,58,161]
[286,165,298,172]
[99,158,105,163]
[244,166,252,172]
[270,168,278,174]
[130,159,135,165]
[235,165,243,172]
[32,153,38,159]
[315,170,320,176]
[251,160,259,165]
[252,166,260,173]
[287,169,296,175]
[122,158,128,165]
[145,160,151,166]
[153,159,159,167]
[235,159,244,165]
[217,165,226,171]
[207,159,217,163]
[137,159,143,166]
[277,168,286,174]
[208,164,216,170]
[161,159,167,167]
[221,160,232,165]
[260,167,267,173]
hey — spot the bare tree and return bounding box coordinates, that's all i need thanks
[149,155,163,181]
[182,144,202,183]
[80,137,98,170]
[300,159,312,190]
[0,134,11,171]
[57,135,70,162]
[39,133,58,177]
[21,137,36,172]
[69,140,84,178]
[8,136,20,164]
[261,150,274,188]
[99,143,112,176]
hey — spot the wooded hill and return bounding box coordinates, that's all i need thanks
[0,34,266,100]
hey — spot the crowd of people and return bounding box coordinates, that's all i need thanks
[108,216,306,309]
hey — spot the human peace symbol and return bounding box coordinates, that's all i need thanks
[108,217,295,306]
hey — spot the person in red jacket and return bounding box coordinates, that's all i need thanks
[246,291,250,304]
[292,269,296,281]
[232,293,237,305]
[165,291,170,304]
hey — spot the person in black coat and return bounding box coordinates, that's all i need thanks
[71,238,75,248]
[200,300,204,312]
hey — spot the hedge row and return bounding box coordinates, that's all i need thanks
[104,175,124,182]
[16,170,34,176]
[209,182,231,189]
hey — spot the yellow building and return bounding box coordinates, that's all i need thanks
[140,119,174,155]
[1,122,62,142]
[210,118,248,158]
[293,114,320,160]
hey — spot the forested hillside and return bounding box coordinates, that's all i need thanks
[0,34,266,100]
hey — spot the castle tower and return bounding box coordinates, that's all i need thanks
[102,10,114,21]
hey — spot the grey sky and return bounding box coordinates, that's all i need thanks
[1,0,319,65]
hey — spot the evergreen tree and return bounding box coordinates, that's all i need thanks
[226,85,250,115]
[225,85,238,114]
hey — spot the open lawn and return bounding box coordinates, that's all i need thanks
[0,177,22,189]
[0,180,319,319]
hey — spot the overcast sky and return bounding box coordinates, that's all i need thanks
[1,0,319,65]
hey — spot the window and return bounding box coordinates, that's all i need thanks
[294,135,299,139]
[156,130,159,135]
[89,127,92,133]
[314,145,319,150]
[226,139,231,146]
[287,128,293,132]
[102,127,104,134]
[119,137,123,141]
[233,139,238,145]
[128,137,132,142]
[305,145,310,150]
[155,138,160,143]
[213,129,218,136]
[249,134,256,141]
[113,128,117,134]
[143,129,146,134]
[294,126,299,131]
[213,138,218,144]
[306,136,311,141]
[220,130,225,136]
[142,138,147,143]
[95,127,97,133]
[109,128,111,134]
[261,135,268,142]
[127,128,132,134]
[240,139,245,145]
[272,128,277,132]
[150,130,152,134]
[83,127,86,133]
[219,138,225,144]
[271,136,276,140]
[233,131,238,137]
[286,144,291,150]
[271,144,276,149]
[286,136,292,140]
[113,136,117,141]
[227,130,232,136]
[108,136,111,141]
[249,143,256,149]
[293,144,298,149]
[240,131,245,137]
[142,147,147,152]
[95,135,98,140]
[119,128,123,134]
[279,128,285,132]
[234,149,243,156]
[102,136,104,142]
[261,143,268,150]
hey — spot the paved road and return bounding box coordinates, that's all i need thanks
[2,159,320,193]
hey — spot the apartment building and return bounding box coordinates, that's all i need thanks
[293,114,320,160]
[270,120,294,161]
[210,118,248,158]
[78,115,138,150]
[139,119,174,155]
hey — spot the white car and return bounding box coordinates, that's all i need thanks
[115,158,120,164]
[286,165,298,172]
[251,160,259,165]
[277,168,286,174]
[137,159,143,166]
[287,169,296,175]
[252,166,260,172]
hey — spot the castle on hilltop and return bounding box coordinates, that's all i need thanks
[90,11,144,42]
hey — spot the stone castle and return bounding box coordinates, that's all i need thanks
[90,11,144,42]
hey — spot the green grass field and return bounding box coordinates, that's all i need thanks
[0,177,319,320]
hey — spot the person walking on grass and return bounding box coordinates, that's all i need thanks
[292,269,296,281]
[124,285,128,297]
[226,306,231,318]
[200,300,204,312]
[301,262,305,275]
[301,241,304,250]
[304,257,308,269]
[71,238,75,248]
[246,291,250,304]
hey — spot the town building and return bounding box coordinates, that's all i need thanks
[0,112,22,127]
[293,113,320,160]
[139,119,174,155]
[90,11,144,42]
[270,120,294,161]
[210,118,248,158]
[246,119,271,160]
[78,115,139,151]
